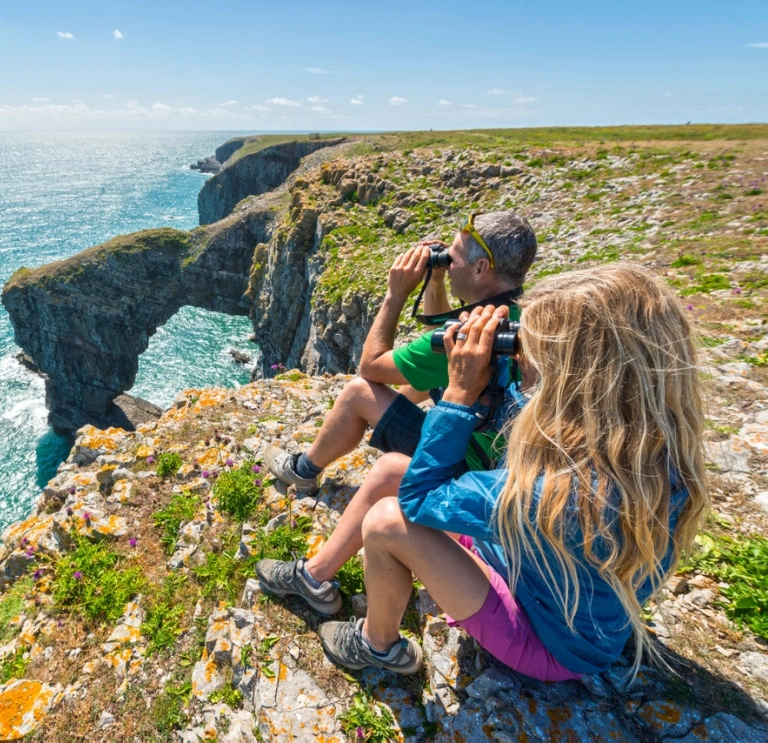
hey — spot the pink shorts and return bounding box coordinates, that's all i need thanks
[445,535,581,682]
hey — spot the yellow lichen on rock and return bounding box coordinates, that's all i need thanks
[0,680,59,740]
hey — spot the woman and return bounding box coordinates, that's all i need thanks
[316,263,709,680]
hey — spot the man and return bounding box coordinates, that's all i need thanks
[264,210,537,493]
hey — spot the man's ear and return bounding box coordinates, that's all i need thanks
[474,258,490,277]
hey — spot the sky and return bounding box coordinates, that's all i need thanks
[0,0,767,131]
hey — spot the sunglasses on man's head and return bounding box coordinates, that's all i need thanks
[460,213,495,269]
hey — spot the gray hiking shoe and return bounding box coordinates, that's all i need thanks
[264,445,320,495]
[255,557,342,615]
[319,617,423,674]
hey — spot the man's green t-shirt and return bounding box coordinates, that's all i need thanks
[392,304,521,471]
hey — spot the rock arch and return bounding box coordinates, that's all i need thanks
[2,196,281,433]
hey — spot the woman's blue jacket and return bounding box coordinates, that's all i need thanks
[398,400,688,675]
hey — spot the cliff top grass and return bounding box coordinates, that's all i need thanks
[367,123,768,151]
[225,133,360,165]
[3,228,192,292]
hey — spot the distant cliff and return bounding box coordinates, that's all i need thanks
[214,135,260,165]
[198,138,346,225]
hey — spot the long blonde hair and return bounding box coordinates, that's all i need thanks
[496,263,709,672]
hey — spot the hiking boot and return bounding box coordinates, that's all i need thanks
[319,617,423,674]
[264,445,320,495]
[255,557,341,615]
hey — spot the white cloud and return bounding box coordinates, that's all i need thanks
[57,31,74,39]
[513,95,536,105]
[219,100,239,107]
[245,104,270,111]
[438,99,452,106]
[307,96,327,103]
[748,42,768,48]
[113,29,123,40]
[0,100,262,124]
[303,67,334,74]
[350,94,364,106]
[101,94,116,99]
[487,88,505,95]
[32,97,50,102]
[71,98,83,103]
[267,97,300,107]
[663,92,675,98]
[310,105,331,114]
[389,96,407,106]
[460,103,480,109]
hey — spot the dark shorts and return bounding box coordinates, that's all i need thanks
[370,393,469,477]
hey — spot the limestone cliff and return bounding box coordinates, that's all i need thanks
[2,202,281,433]
[198,138,346,225]
[2,128,768,740]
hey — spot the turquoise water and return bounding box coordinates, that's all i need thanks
[0,132,257,535]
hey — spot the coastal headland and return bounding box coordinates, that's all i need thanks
[0,126,767,740]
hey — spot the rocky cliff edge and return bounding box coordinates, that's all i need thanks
[0,374,766,741]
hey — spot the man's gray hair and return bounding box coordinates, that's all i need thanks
[464,211,537,287]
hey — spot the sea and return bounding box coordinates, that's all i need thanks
[0,131,259,536]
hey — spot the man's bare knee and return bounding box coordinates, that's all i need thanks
[368,453,411,490]
[340,376,397,427]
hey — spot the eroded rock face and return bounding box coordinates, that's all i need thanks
[2,201,279,433]
[198,138,346,225]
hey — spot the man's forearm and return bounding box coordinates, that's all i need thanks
[360,292,405,368]
[423,278,452,318]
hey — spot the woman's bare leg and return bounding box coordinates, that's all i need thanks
[305,453,411,583]
[360,497,492,652]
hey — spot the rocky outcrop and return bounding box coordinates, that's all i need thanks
[0,377,766,741]
[190,156,222,174]
[198,138,346,225]
[2,199,282,433]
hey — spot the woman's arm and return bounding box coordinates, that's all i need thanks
[398,401,505,541]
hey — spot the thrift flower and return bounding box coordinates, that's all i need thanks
[271,364,279,370]
[68,486,76,495]
[254,479,262,487]
[33,568,44,580]
[66,507,73,517]
[129,537,138,548]
[74,571,83,581]
[201,470,210,479]
[733,286,743,294]
[226,458,234,467]
[205,439,211,446]
[686,304,694,311]
[356,728,365,740]
[251,465,261,473]
[147,456,155,464]
[25,547,35,558]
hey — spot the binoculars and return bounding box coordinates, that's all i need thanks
[431,318,522,356]
[427,245,452,268]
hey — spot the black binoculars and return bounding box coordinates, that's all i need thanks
[431,318,522,356]
[427,245,452,268]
